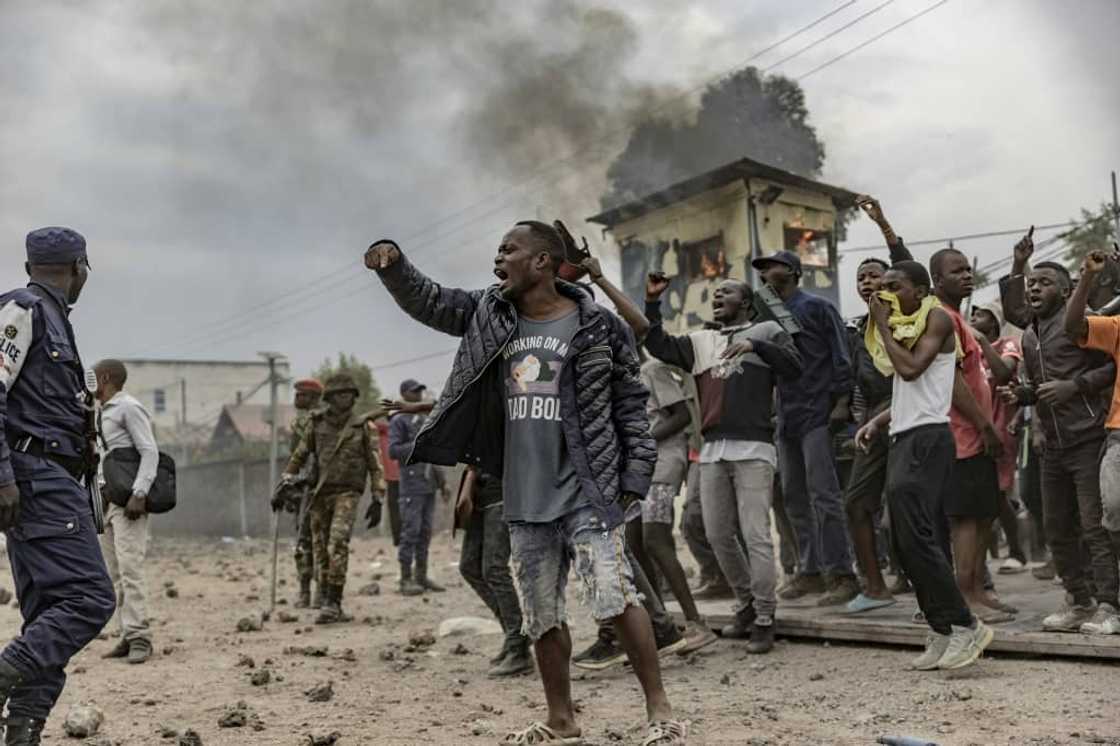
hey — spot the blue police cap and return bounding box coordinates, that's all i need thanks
[25,227,88,267]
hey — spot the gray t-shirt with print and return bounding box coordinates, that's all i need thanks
[502,310,586,523]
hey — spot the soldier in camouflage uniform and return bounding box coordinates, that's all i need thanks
[289,379,322,608]
[282,373,385,624]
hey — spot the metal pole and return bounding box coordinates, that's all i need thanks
[238,460,247,538]
[1111,171,1119,242]
[259,351,285,618]
[179,379,188,466]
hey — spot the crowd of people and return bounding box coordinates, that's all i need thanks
[1,204,1118,743]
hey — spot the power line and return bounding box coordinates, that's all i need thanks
[796,0,951,81]
[840,221,1076,255]
[764,0,898,73]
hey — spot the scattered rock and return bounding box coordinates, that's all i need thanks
[218,701,262,730]
[236,654,255,668]
[469,719,494,736]
[719,674,732,686]
[286,645,328,657]
[378,649,396,662]
[336,648,357,662]
[63,704,104,738]
[809,673,824,681]
[236,614,263,633]
[177,729,203,746]
[305,681,334,703]
[84,737,112,746]
[166,587,179,599]
[952,687,973,701]
[0,588,12,605]
[162,646,176,656]
[357,582,381,596]
[306,732,342,746]
[437,616,502,638]
[249,669,271,687]
[158,724,178,738]
[278,611,299,624]
[451,643,470,656]
[408,629,437,648]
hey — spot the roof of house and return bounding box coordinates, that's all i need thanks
[213,403,299,442]
[587,156,861,229]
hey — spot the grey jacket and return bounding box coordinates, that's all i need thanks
[1000,274,1115,449]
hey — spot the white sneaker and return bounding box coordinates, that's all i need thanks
[910,631,951,670]
[1080,603,1120,635]
[998,558,1026,574]
[937,622,994,670]
[1043,601,1098,632]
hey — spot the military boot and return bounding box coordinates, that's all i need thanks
[334,585,353,623]
[315,586,341,625]
[295,577,312,609]
[399,565,423,597]
[416,561,445,593]
[488,635,533,677]
[4,716,45,746]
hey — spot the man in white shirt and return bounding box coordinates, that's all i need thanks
[94,359,159,665]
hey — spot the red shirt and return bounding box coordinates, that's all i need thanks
[946,306,994,460]
[376,419,400,482]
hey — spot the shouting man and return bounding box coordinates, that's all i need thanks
[366,222,688,745]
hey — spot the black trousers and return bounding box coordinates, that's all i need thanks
[459,503,524,645]
[386,481,401,547]
[887,425,972,635]
[1042,438,1119,608]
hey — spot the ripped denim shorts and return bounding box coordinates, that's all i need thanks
[508,505,642,641]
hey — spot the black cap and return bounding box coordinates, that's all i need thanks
[751,250,802,276]
[399,379,425,395]
[26,227,89,267]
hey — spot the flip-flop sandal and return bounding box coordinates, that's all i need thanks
[643,720,690,746]
[843,593,897,614]
[501,722,585,745]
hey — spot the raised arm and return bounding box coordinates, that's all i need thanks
[1001,229,1037,329]
[580,256,650,339]
[366,240,484,338]
[856,195,911,262]
[1066,250,1111,342]
[642,274,697,371]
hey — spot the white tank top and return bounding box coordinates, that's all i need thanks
[890,351,954,436]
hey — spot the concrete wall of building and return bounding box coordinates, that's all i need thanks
[118,359,292,446]
[605,177,841,333]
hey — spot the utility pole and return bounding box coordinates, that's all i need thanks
[259,351,287,618]
[179,378,188,466]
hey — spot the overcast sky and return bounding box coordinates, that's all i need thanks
[3,0,1118,406]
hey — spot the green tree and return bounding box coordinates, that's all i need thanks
[601,68,827,209]
[311,353,383,415]
[1061,204,1118,267]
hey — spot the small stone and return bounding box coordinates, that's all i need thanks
[0,588,12,605]
[809,673,824,681]
[953,688,973,701]
[162,646,176,656]
[236,654,255,668]
[336,648,357,662]
[286,645,328,657]
[63,704,104,738]
[278,611,299,624]
[236,614,263,633]
[166,587,180,599]
[177,729,203,746]
[250,669,272,686]
[451,643,470,656]
[305,681,334,703]
[306,733,342,746]
[378,649,395,662]
[470,719,494,736]
[720,674,732,686]
[358,582,381,596]
[408,629,437,648]
[159,724,178,739]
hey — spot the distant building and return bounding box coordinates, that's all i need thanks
[209,403,299,455]
[587,156,860,333]
[118,358,292,447]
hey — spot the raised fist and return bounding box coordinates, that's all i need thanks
[365,240,402,271]
[856,195,885,224]
[646,272,670,301]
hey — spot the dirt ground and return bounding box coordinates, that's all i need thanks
[2,533,1117,746]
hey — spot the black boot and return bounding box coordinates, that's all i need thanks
[746,622,775,654]
[416,561,445,593]
[488,636,533,677]
[315,586,341,625]
[489,635,512,665]
[719,604,757,639]
[295,577,312,609]
[399,565,423,597]
[4,716,44,746]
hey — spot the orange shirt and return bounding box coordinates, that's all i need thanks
[1080,316,1120,429]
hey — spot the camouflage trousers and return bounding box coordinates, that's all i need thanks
[293,497,315,583]
[309,490,361,589]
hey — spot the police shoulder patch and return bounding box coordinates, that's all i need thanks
[3,325,16,340]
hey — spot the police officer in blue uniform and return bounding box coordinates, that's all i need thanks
[0,228,115,745]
